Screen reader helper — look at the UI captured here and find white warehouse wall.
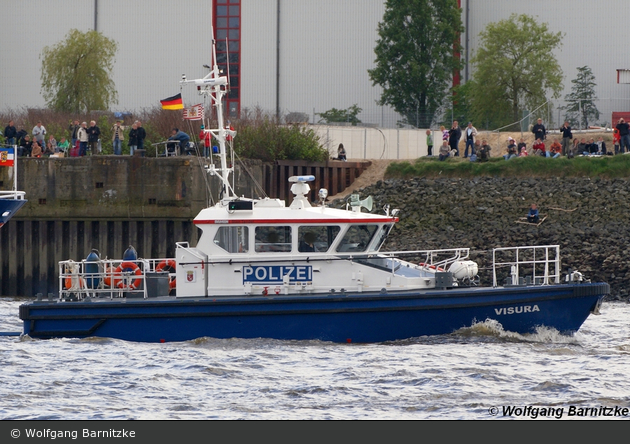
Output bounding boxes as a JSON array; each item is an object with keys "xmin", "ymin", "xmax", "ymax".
[
  {"xmin": 241, "ymin": 0, "xmax": 401, "ymax": 127},
  {"xmin": 462, "ymin": 0, "xmax": 630, "ymax": 127},
  {"xmin": 1, "ymin": 1, "xmax": 627, "ymax": 130}
]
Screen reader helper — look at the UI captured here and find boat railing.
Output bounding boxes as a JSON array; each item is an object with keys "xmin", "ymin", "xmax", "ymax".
[
  {"xmin": 58, "ymin": 257, "xmax": 176, "ymax": 300},
  {"xmin": 0, "ymin": 190, "xmax": 26, "ymax": 200},
  {"xmin": 176, "ymin": 241, "xmax": 208, "ymax": 262},
  {"xmin": 177, "ymin": 246, "xmax": 470, "ymax": 277},
  {"xmin": 492, "ymin": 245, "xmax": 561, "ymax": 287}
]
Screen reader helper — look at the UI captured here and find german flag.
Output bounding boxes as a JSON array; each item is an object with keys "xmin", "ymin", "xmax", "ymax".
[{"xmin": 160, "ymin": 93, "xmax": 184, "ymax": 110}]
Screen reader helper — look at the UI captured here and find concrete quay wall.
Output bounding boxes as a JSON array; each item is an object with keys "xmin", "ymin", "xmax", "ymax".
[
  {"xmin": 0, "ymin": 157, "xmax": 263, "ymax": 296},
  {"xmin": 0, "ymin": 157, "xmax": 367, "ymax": 296}
]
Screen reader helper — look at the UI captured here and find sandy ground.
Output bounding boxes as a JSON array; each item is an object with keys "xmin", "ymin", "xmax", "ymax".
[{"xmin": 328, "ymin": 159, "xmax": 394, "ymax": 201}]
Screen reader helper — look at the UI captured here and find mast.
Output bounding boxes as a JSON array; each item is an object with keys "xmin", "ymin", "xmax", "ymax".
[{"xmin": 180, "ymin": 27, "xmax": 234, "ymax": 200}]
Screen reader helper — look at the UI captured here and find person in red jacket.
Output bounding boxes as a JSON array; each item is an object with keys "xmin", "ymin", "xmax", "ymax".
[
  {"xmin": 199, "ymin": 125, "xmax": 211, "ymax": 158},
  {"xmin": 549, "ymin": 138, "xmax": 562, "ymax": 158},
  {"xmin": 532, "ymin": 138, "xmax": 547, "ymax": 157},
  {"xmin": 613, "ymin": 127, "xmax": 621, "ymax": 154}
]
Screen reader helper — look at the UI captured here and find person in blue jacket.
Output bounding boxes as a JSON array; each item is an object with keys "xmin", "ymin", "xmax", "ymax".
[
  {"xmin": 527, "ymin": 203, "xmax": 539, "ymax": 223},
  {"xmin": 167, "ymin": 128, "xmax": 190, "ymax": 155}
]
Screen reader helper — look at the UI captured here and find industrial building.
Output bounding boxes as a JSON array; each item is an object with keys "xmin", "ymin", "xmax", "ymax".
[{"xmin": 1, "ymin": 1, "xmax": 627, "ymax": 129}]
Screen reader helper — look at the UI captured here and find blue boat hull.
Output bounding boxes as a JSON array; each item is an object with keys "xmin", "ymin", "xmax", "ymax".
[
  {"xmin": 0, "ymin": 198, "xmax": 26, "ymax": 227},
  {"xmin": 19, "ymin": 282, "xmax": 608, "ymax": 343}
]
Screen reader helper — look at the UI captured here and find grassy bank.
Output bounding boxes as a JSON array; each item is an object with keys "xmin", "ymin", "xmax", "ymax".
[{"xmin": 385, "ymin": 154, "xmax": 630, "ymax": 179}]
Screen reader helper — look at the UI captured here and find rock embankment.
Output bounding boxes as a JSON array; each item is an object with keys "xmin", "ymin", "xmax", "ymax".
[{"xmin": 333, "ymin": 176, "xmax": 630, "ymax": 300}]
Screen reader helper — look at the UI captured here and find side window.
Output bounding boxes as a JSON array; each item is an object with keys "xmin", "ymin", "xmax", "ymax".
[
  {"xmin": 336, "ymin": 225, "xmax": 379, "ymax": 253},
  {"xmin": 298, "ymin": 226, "xmax": 340, "ymax": 253},
  {"xmin": 255, "ymin": 226, "xmax": 292, "ymax": 252},
  {"xmin": 214, "ymin": 226, "xmax": 249, "ymax": 253}
]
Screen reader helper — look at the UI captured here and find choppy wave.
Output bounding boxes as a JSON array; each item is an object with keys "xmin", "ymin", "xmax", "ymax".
[{"xmin": 1, "ymin": 298, "xmax": 630, "ymax": 420}]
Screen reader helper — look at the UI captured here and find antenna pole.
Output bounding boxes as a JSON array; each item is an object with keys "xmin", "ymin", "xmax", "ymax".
[{"xmin": 180, "ymin": 25, "xmax": 234, "ymax": 200}]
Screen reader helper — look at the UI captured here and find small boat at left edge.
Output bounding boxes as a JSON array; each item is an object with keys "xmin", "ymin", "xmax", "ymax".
[{"xmin": 0, "ymin": 146, "xmax": 27, "ymax": 228}]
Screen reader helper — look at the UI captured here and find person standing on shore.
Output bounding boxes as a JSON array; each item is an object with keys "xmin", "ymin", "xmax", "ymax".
[
  {"xmin": 77, "ymin": 122, "xmax": 89, "ymax": 156},
  {"xmin": 200, "ymin": 125, "xmax": 211, "ymax": 158},
  {"xmin": 87, "ymin": 120, "xmax": 100, "ymax": 155},
  {"xmin": 426, "ymin": 129, "xmax": 433, "ymax": 156},
  {"xmin": 613, "ymin": 127, "xmax": 621, "ymax": 154},
  {"xmin": 560, "ymin": 121, "xmax": 572, "ymax": 156},
  {"xmin": 69, "ymin": 120, "xmax": 80, "ymax": 148},
  {"xmin": 463, "ymin": 122, "xmax": 477, "ymax": 158},
  {"xmin": 615, "ymin": 118, "xmax": 630, "ymax": 154},
  {"xmin": 128, "ymin": 123, "xmax": 138, "ymax": 156},
  {"xmin": 136, "ymin": 121, "xmax": 146, "ymax": 153},
  {"xmin": 32, "ymin": 121, "xmax": 46, "ymax": 151},
  {"xmin": 532, "ymin": 118, "xmax": 547, "ymax": 142},
  {"xmin": 448, "ymin": 121, "xmax": 461, "ymax": 157},
  {"xmin": 111, "ymin": 120, "xmax": 125, "ymax": 155},
  {"xmin": 4, "ymin": 120, "xmax": 17, "ymax": 146}
]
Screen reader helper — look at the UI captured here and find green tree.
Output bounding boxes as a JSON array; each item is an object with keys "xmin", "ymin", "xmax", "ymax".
[
  {"xmin": 317, "ymin": 104, "xmax": 362, "ymax": 126},
  {"xmin": 40, "ymin": 29, "xmax": 119, "ymax": 113},
  {"xmin": 467, "ymin": 14, "xmax": 564, "ymax": 129},
  {"xmin": 563, "ymin": 66, "xmax": 600, "ymax": 129},
  {"xmin": 368, "ymin": 0, "xmax": 463, "ymax": 128}
]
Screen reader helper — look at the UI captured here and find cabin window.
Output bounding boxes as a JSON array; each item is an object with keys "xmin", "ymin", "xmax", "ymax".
[
  {"xmin": 336, "ymin": 224, "xmax": 379, "ymax": 253},
  {"xmin": 214, "ymin": 226, "xmax": 249, "ymax": 253},
  {"xmin": 255, "ymin": 226, "xmax": 292, "ymax": 252},
  {"xmin": 298, "ymin": 226, "xmax": 340, "ymax": 253}
]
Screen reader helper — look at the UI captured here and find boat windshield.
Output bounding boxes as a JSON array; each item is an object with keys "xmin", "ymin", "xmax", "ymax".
[
  {"xmin": 368, "ymin": 224, "xmax": 393, "ymax": 252},
  {"xmin": 297, "ymin": 225, "xmax": 340, "ymax": 253},
  {"xmin": 336, "ymin": 224, "xmax": 379, "ymax": 253}
]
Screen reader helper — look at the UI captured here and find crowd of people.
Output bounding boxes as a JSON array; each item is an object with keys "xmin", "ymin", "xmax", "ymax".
[
  {"xmin": 2, "ymin": 119, "xmax": 149, "ymax": 158},
  {"xmin": 434, "ymin": 117, "xmax": 627, "ymax": 162},
  {"xmin": 1, "ymin": 116, "xmax": 239, "ymax": 159}
]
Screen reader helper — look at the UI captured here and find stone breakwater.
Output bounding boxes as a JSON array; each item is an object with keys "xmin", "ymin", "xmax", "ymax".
[{"xmin": 333, "ymin": 176, "xmax": 630, "ymax": 300}]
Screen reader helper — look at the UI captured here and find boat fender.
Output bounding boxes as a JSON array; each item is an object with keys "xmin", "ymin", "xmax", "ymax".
[
  {"xmin": 156, "ymin": 259, "xmax": 177, "ymax": 290},
  {"xmin": 85, "ymin": 249, "xmax": 101, "ymax": 289},
  {"xmin": 115, "ymin": 261, "xmax": 143, "ymax": 290},
  {"xmin": 123, "ymin": 245, "xmax": 138, "ymax": 261}
]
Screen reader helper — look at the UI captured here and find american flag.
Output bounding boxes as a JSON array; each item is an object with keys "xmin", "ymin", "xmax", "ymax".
[{"xmin": 183, "ymin": 104, "xmax": 204, "ymax": 121}]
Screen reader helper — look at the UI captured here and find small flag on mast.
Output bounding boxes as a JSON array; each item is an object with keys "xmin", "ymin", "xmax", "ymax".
[
  {"xmin": 160, "ymin": 93, "xmax": 184, "ymax": 110},
  {"xmin": 183, "ymin": 104, "xmax": 204, "ymax": 120},
  {"xmin": 0, "ymin": 147, "xmax": 15, "ymax": 167}
]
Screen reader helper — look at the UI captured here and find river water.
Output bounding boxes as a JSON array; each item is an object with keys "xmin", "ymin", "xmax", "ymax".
[{"xmin": 1, "ymin": 297, "xmax": 629, "ymax": 421}]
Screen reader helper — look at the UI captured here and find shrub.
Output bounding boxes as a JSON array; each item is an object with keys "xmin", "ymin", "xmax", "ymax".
[{"xmin": 1, "ymin": 106, "xmax": 329, "ymax": 161}]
